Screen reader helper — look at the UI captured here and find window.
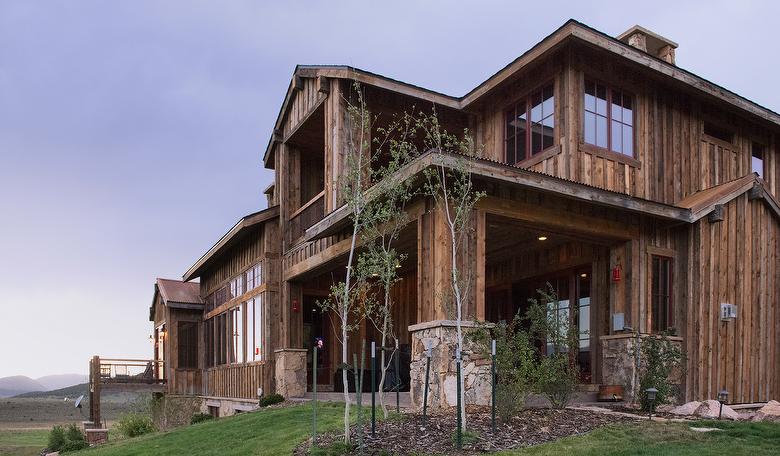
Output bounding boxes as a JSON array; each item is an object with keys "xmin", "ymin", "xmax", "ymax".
[
  {"xmin": 205, "ymin": 319, "xmax": 214, "ymax": 368},
  {"xmin": 505, "ymin": 83, "xmax": 555, "ymax": 164},
  {"xmin": 703, "ymin": 122, "xmax": 733, "ymax": 144},
  {"xmin": 177, "ymin": 322, "xmax": 198, "ymax": 369},
  {"xmin": 245, "ymin": 263, "xmax": 262, "ymax": 291},
  {"xmin": 544, "ymin": 278, "xmax": 570, "ymax": 355},
  {"xmin": 215, "ymin": 286, "xmax": 229, "ymax": 308},
  {"xmin": 232, "ymin": 305, "xmax": 243, "ymax": 363},
  {"xmin": 752, "ymin": 142, "xmax": 765, "ymax": 178},
  {"xmin": 584, "ymin": 80, "xmax": 634, "ymax": 156},
  {"xmin": 247, "ymin": 296, "xmax": 263, "ymax": 361},
  {"xmin": 229, "ymin": 275, "xmax": 244, "ymax": 300},
  {"xmin": 651, "ymin": 256, "xmax": 674, "ymax": 332}
]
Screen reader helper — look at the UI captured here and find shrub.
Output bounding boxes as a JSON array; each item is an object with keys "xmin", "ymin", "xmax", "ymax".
[
  {"xmin": 47, "ymin": 424, "xmax": 87, "ymax": 453},
  {"xmin": 258, "ymin": 393, "xmax": 284, "ymax": 407},
  {"xmin": 636, "ymin": 330, "xmax": 686, "ymax": 411},
  {"xmin": 527, "ymin": 283, "xmax": 580, "ymax": 409},
  {"xmin": 117, "ymin": 412, "xmax": 156, "ymax": 438},
  {"xmin": 471, "ymin": 312, "xmax": 537, "ymax": 422},
  {"xmin": 190, "ymin": 412, "xmax": 214, "ymax": 424},
  {"xmin": 47, "ymin": 425, "xmax": 66, "ymax": 452}
]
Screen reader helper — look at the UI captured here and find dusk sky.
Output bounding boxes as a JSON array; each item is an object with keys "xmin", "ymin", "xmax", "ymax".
[{"xmin": 1, "ymin": 0, "xmax": 778, "ymax": 379}]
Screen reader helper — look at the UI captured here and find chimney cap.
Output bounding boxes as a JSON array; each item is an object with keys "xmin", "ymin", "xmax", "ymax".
[{"xmin": 617, "ymin": 25, "xmax": 678, "ymax": 55}]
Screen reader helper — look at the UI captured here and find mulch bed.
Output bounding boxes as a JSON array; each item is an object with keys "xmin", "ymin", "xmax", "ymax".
[{"xmin": 295, "ymin": 407, "xmax": 639, "ymax": 455}]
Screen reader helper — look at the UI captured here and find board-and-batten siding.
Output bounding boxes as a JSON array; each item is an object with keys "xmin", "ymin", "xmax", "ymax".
[
  {"xmin": 201, "ymin": 228, "xmax": 267, "ymax": 296},
  {"xmin": 474, "ymin": 44, "xmax": 779, "ymax": 205},
  {"xmin": 685, "ymin": 194, "xmax": 780, "ymax": 404}
]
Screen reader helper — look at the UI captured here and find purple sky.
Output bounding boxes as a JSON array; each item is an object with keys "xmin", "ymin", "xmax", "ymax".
[{"xmin": 1, "ymin": 1, "xmax": 778, "ymax": 378}]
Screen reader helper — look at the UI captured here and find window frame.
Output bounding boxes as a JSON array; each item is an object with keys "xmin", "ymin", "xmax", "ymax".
[
  {"xmin": 752, "ymin": 141, "xmax": 766, "ymax": 179},
  {"xmin": 503, "ymin": 80, "xmax": 557, "ymax": 166},
  {"xmin": 650, "ymin": 254, "xmax": 674, "ymax": 333},
  {"xmin": 582, "ymin": 77, "xmax": 636, "ymax": 159}
]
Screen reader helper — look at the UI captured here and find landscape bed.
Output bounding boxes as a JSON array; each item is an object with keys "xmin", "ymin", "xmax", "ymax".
[{"xmin": 297, "ymin": 407, "xmax": 637, "ymax": 455}]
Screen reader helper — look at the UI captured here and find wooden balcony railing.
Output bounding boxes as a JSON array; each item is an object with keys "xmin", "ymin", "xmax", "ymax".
[
  {"xmin": 287, "ymin": 191, "xmax": 324, "ymax": 245},
  {"xmin": 96, "ymin": 358, "xmax": 166, "ymax": 385}
]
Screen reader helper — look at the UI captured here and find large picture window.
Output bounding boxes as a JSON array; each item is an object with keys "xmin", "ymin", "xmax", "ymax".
[
  {"xmin": 584, "ymin": 79, "xmax": 634, "ymax": 156},
  {"xmin": 505, "ymin": 83, "xmax": 555, "ymax": 165},
  {"xmin": 651, "ymin": 255, "xmax": 674, "ymax": 332}
]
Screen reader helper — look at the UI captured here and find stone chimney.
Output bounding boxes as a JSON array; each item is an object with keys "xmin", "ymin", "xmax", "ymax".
[{"xmin": 617, "ymin": 25, "xmax": 678, "ymax": 65}]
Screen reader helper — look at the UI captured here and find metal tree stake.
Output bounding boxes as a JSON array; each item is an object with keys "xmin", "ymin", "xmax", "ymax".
[
  {"xmin": 491, "ymin": 339, "xmax": 496, "ymax": 433},
  {"xmin": 456, "ymin": 347, "xmax": 462, "ymax": 450},
  {"xmin": 370, "ymin": 341, "xmax": 376, "ymax": 436},
  {"xmin": 422, "ymin": 343, "xmax": 431, "ymax": 426}
]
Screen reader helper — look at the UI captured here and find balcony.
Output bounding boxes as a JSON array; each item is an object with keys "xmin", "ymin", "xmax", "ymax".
[{"xmin": 287, "ymin": 191, "xmax": 324, "ymax": 246}]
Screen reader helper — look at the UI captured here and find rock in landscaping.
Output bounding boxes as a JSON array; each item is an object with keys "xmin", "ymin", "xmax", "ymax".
[
  {"xmin": 752, "ymin": 400, "xmax": 780, "ymax": 422},
  {"xmin": 695, "ymin": 400, "xmax": 739, "ymax": 420},
  {"xmin": 670, "ymin": 401, "xmax": 701, "ymax": 416}
]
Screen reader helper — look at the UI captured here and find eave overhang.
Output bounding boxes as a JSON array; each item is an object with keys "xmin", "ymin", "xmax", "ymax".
[{"xmin": 183, "ymin": 205, "xmax": 279, "ymax": 282}]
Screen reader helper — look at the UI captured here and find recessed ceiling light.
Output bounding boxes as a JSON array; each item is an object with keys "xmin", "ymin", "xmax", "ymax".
[
  {"xmin": 580, "ymin": 273, "xmax": 588, "ymax": 278},
  {"xmin": 538, "ymin": 236, "xmax": 548, "ymax": 241}
]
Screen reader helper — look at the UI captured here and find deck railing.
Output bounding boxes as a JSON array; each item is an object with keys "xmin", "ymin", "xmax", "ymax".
[
  {"xmin": 96, "ymin": 358, "xmax": 166, "ymax": 384},
  {"xmin": 287, "ymin": 191, "xmax": 324, "ymax": 245}
]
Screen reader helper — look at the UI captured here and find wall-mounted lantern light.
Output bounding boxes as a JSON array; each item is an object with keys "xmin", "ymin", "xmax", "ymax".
[{"xmin": 612, "ymin": 264, "xmax": 622, "ymax": 282}]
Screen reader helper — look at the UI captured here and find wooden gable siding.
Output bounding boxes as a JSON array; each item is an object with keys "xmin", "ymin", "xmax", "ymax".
[
  {"xmin": 472, "ymin": 43, "xmax": 780, "ymax": 205},
  {"xmin": 201, "ymin": 227, "xmax": 267, "ymax": 297},
  {"xmin": 685, "ymin": 193, "xmax": 780, "ymax": 403}
]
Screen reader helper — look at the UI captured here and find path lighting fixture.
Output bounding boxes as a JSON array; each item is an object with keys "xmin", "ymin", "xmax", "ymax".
[
  {"xmin": 718, "ymin": 389, "xmax": 729, "ymax": 420},
  {"xmin": 645, "ymin": 387, "xmax": 658, "ymax": 420},
  {"xmin": 148, "ymin": 335, "xmax": 154, "ymax": 344},
  {"xmin": 537, "ymin": 235, "xmax": 548, "ymax": 241}
]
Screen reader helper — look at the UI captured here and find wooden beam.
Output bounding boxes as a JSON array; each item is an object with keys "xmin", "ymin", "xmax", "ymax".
[
  {"xmin": 708, "ymin": 205, "xmax": 725, "ymax": 223},
  {"xmin": 317, "ymin": 76, "xmax": 330, "ymax": 94},
  {"xmin": 292, "ymin": 75, "xmax": 304, "ymax": 92}
]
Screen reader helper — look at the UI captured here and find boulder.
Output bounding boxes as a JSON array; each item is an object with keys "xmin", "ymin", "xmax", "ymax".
[
  {"xmin": 695, "ymin": 399, "xmax": 739, "ymax": 420},
  {"xmin": 670, "ymin": 401, "xmax": 701, "ymax": 416},
  {"xmin": 752, "ymin": 400, "xmax": 780, "ymax": 422}
]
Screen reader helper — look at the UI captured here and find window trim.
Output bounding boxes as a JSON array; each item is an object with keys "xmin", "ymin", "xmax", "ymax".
[
  {"xmin": 581, "ymin": 77, "xmax": 637, "ymax": 159},
  {"xmin": 503, "ymin": 80, "xmax": 557, "ymax": 166}
]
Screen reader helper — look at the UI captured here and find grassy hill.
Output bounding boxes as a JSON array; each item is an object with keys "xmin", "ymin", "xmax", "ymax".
[
  {"xmin": 15, "ymin": 383, "xmax": 89, "ymax": 399},
  {"xmin": 73, "ymin": 402, "xmax": 348, "ymax": 456}
]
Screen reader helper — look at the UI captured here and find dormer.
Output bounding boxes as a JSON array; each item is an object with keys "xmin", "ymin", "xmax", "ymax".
[{"xmin": 617, "ymin": 25, "xmax": 678, "ymax": 65}]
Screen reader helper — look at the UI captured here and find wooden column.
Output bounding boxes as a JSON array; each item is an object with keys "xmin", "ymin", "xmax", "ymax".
[
  {"xmin": 89, "ymin": 355, "xmax": 101, "ymax": 427},
  {"xmin": 417, "ymin": 200, "xmax": 485, "ymax": 323}
]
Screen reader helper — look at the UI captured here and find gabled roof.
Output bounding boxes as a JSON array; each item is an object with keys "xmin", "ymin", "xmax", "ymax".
[
  {"xmin": 182, "ymin": 205, "xmax": 279, "ymax": 282},
  {"xmin": 156, "ymin": 278, "xmax": 203, "ymax": 306},
  {"xmin": 264, "ymin": 19, "xmax": 780, "ymax": 169},
  {"xmin": 678, "ymin": 174, "xmax": 780, "ymax": 222}
]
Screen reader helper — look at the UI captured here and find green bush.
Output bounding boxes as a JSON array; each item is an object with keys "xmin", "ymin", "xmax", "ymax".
[
  {"xmin": 117, "ymin": 412, "xmax": 156, "ymax": 438},
  {"xmin": 636, "ymin": 330, "xmax": 686, "ymax": 411},
  {"xmin": 259, "ymin": 393, "xmax": 284, "ymax": 407},
  {"xmin": 47, "ymin": 423, "xmax": 87, "ymax": 453},
  {"xmin": 47, "ymin": 425, "xmax": 66, "ymax": 452},
  {"xmin": 190, "ymin": 412, "xmax": 214, "ymax": 424}
]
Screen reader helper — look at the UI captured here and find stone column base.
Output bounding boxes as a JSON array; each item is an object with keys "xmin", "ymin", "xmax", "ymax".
[
  {"xmin": 408, "ymin": 320, "xmax": 492, "ymax": 412},
  {"xmin": 274, "ymin": 348, "xmax": 307, "ymax": 398},
  {"xmin": 85, "ymin": 428, "xmax": 108, "ymax": 445},
  {"xmin": 600, "ymin": 333, "xmax": 683, "ymax": 402}
]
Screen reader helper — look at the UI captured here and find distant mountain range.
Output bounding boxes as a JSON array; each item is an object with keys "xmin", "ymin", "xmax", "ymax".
[{"xmin": 0, "ymin": 374, "xmax": 88, "ymax": 397}]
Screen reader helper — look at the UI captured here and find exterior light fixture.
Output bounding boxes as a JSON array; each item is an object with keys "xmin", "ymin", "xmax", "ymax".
[
  {"xmin": 148, "ymin": 335, "xmax": 154, "ymax": 344},
  {"xmin": 395, "ymin": 262, "xmax": 401, "ymax": 269},
  {"xmin": 612, "ymin": 264, "xmax": 622, "ymax": 282},
  {"xmin": 645, "ymin": 387, "xmax": 658, "ymax": 420},
  {"xmin": 537, "ymin": 236, "xmax": 548, "ymax": 241},
  {"xmin": 291, "ymin": 298, "xmax": 300, "ymax": 313},
  {"xmin": 718, "ymin": 389, "xmax": 729, "ymax": 419}
]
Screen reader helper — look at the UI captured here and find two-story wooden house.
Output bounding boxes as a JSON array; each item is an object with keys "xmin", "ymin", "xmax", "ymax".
[{"xmin": 153, "ymin": 20, "xmax": 780, "ymax": 415}]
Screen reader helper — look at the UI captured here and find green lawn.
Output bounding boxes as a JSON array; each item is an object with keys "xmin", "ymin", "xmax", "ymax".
[
  {"xmin": 501, "ymin": 420, "xmax": 780, "ymax": 456},
  {"xmin": 0, "ymin": 429, "xmax": 49, "ymax": 456},
  {"xmin": 74, "ymin": 403, "xmax": 348, "ymax": 456}
]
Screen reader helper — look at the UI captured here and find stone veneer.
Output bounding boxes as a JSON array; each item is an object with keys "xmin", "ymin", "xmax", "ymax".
[
  {"xmin": 600, "ymin": 333, "xmax": 683, "ymax": 402},
  {"xmin": 408, "ymin": 320, "xmax": 493, "ymax": 412},
  {"xmin": 274, "ymin": 348, "xmax": 307, "ymax": 398}
]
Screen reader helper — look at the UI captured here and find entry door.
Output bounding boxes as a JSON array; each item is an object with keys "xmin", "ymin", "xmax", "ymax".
[{"xmin": 303, "ymin": 295, "xmax": 329, "ymax": 388}]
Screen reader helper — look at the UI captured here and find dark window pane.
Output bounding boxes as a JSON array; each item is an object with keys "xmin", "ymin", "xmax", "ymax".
[
  {"xmin": 531, "ymin": 91, "xmax": 543, "ymax": 122},
  {"xmin": 623, "ymin": 96, "xmax": 633, "ymax": 126},
  {"xmin": 752, "ymin": 143, "xmax": 765, "ymax": 178},
  {"xmin": 542, "ymin": 85, "xmax": 554, "ymax": 118},
  {"xmin": 532, "ymin": 127, "xmax": 541, "ymax": 154},
  {"xmin": 595, "ymin": 84, "xmax": 607, "ymax": 115}
]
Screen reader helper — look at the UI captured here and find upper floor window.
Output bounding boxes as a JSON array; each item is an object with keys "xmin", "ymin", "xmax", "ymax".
[
  {"xmin": 752, "ymin": 142, "xmax": 765, "ymax": 178},
  {"xmin": 504, "ymin": 83, "xmax": 555, "ymax": 165},
  {"xmin": 584, "ymin": 80, "xmax": 634, "ymax": 156},
  {"xmin": 651, "ymin": 255, "xmax": 674, "ymax": 333}
]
